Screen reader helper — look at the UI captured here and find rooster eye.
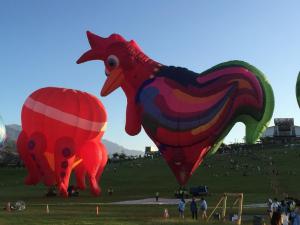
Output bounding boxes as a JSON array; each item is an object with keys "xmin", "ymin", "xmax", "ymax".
[{"xmin": 106, "ymin": 55, "xmax": 119, "ymax": 69}]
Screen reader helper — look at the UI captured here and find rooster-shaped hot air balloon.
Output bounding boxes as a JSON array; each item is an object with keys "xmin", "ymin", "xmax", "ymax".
[{"xmin": 77, "ymin": 31, "xmax": 274, "ymax": 185}]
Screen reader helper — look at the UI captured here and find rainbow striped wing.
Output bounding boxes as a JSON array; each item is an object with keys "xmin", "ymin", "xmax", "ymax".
[{"xmin": 137, "ymin": 63, "xmax": 265, "ymax": 148}]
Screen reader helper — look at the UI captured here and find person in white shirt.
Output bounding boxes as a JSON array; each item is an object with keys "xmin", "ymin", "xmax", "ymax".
[{"xmin": 199, "ymin": 197, "xmax": 208, "ymax": 220}]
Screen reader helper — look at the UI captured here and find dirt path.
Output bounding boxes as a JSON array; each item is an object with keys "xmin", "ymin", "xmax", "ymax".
[
  {"xmin": 110, "ymin": 198, "xmax": 266, "ymax": 208},
  {"xmin": 30, "ymin": 198, "xmax": 266, "ymax": 208}
]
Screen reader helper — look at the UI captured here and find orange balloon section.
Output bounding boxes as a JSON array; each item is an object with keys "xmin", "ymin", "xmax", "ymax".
[{"xmin": 17, "ymin": 87, "xmax": 108, "ymax": 197}]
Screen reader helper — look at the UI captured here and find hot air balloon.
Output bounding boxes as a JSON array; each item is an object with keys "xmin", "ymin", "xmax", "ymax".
[
  {"xmin": 296, "ymin": 72, "xmax": 300, "ymax": 107},
  {"xmin": 0, "ymin": 115, "xmax": 6, "ymax": 149},
  {"xmin": 77, "ymin": 31, "xmax": 274, "ymax": 185},
  {"xmin": 17, "ymin": 87, "xmax": 108, "ymax": 196}
]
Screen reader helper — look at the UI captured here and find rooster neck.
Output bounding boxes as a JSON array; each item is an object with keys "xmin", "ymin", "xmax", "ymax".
[{"xmin": 121, "ymin": 61, "xmax": 161, "ymax": 101}]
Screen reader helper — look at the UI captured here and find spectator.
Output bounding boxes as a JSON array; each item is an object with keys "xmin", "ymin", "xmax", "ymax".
[
  {"xmin": 199, "ymin": 197, "xmax": 208, "ymax": 220},
  {"xmin": 279, "ymin": 200, "xmax": 288, "ymax": 215},
  {"xmin": 280, "ymin": 200, "xmax": 289, "ymax": 225},
  {"xmin": 267, "ymin": 199, "xmax": 273, "ymax": 219},
  {"xmin": 67, "ymin": 185, "xmax": 79, "ymax": 197},
  {"xmin": 291, "ymin": 207, "xmax": 300, "ymax": 225},
  {"xmin": 271, "ymin": 211, "xmax": 282, "ymax": 225},
  {"xmin": 178, "ymin": 198, "xmax": 185, "ymax": 219},
  {"xmin": 288, "ymin": 200, "xmax": 296, "ymax": 213},
  {"xmin": 108, "ymin": 187, "xmax": 114, "ymax": 196},
  {"xmin": 282, "ymin": 212, "xmax": 289, "ymax": 225},
  {"xmin": 67, "ymin": 185, "xmax": 74, "ymax": 196},
  {"xmin": 190, "ymin": 197, "xmax": 198, "ymax": 220},
  {"xmin": 155, "ymin": 192, "xmax": 159, "ymax": 202},
  {"xmin": 46, "ymin": 185, "xmax": 57, "ymax": 197},
  {"xmin": 179, "ymin": 189, "xmax": 184, "ymax": 199},
  {"xmin": 271, "ymin": 198, "xmax": 280, "ymax": 212}
]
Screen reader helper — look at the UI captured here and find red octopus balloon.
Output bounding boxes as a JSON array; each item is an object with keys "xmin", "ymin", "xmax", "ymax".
[{"xmin": 17, "ymin": 87, "xmax": 108, "ymax": 197}]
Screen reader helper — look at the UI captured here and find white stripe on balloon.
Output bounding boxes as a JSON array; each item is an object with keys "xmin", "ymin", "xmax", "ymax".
[{"xmin": 24, "ymin": 97, "xmax": 107, "ymax": 132}]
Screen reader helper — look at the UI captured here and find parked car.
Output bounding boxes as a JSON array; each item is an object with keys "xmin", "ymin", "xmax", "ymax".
[{"xmin": 189, "ymin": 186, "xmax": 208, "ymax": 197}]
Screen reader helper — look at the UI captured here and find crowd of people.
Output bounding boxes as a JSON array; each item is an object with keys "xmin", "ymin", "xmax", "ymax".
[
  {"xmin": 178, "ymin": 197, "xmax": 208, "ymax": 220},
  {"xmin": 268, "ymin": 198, "xmax": 300, "ymax": 225}
]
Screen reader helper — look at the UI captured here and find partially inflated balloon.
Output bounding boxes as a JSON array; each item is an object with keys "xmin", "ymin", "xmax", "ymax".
[
  {"xmin": 77, "ymin": 31, "xmax": 274, "ymax": 185},
  {"xmin": 17, "ymin": 87, "xmax": 108, "ymax": 196},
  {"xmin": 296, "ymin": 72, "xmax": 300, "ymax": 107},
  {"xmin": 0, "ymin": 116, "xmax": 6, "ymax": 149}
]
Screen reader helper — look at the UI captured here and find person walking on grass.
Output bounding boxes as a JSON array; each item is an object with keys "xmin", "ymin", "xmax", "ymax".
[
  {"xmin": 155, "ymin": 192, "xmax": 159, "ymax": 202},
  {"xmin": 271, "ymin": 198, "xmax": 280, "ymax": 213},
  {"xmin": 199, "ymin": 197, "xmax": 208, "ymax": 220},
  {"xmin": 271, "ymin": 211, "xmax": 282, "ymax": 225},
  {"xmin": 267, "ymin": 198, "xmax": 273, "ymax": 219},
  {"xmin": 190, "ymin": 197, "xmax": 198, "ymax": 220},
  {"xmin": 291, "ymin": 206, "xmax": 300, "ymax": 225},
  {"xmin": 178, "ymin": 198, "xmax": 185, "ymax": 219}
]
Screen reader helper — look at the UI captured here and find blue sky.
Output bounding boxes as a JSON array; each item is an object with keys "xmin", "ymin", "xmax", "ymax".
[{"xmin": 1, "ymin": 0, "xmax": 300, "ymax": 151}]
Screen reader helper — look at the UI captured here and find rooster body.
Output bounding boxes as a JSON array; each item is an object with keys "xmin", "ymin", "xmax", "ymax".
[{"xmin": 77, "ymin": 32, "xmax": 274, "ymax": 185}]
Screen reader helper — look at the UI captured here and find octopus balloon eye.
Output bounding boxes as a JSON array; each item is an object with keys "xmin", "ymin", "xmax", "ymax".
[{"xmin": 106, "ymin": 55, "xmax": 119, "ymax": 69}]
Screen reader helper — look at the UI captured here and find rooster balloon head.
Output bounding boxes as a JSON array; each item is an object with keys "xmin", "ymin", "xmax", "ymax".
[{"xmin": 77, "ymin": 31, "xmax": 159, "ymax": 98}]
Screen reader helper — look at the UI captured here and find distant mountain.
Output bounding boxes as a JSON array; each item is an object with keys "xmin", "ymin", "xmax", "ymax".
[
  {"xmin": 102, "ymin": 139, "xmax": 143, "ymax": 156},
  {"xmin": 5, "ymin": 124, "xmax": 21, "ymax": 141},
  {"xmin": 5, "ymin": 124, "xmax": 143, "ymax": 156}
]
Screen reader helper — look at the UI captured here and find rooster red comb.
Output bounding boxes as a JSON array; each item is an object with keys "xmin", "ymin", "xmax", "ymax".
[{"xmin": 77, "ymin": 31, "xmax": 127, "ymax": 64}]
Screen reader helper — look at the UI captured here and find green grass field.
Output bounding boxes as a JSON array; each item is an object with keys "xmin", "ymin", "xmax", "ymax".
[{"xmin": 0, "ymin": 145, "xmax": 299, "ymax": 224}]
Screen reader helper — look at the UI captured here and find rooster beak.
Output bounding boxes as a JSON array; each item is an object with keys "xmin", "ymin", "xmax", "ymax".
[
  {"xmin": 77, "ymin": 31, "xmax": 127, "ymax": 96},
  {"xmin": 101, "ymin": 68, "xmax": 124, "ymax": 96}
]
